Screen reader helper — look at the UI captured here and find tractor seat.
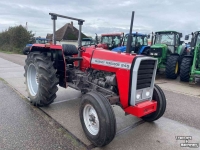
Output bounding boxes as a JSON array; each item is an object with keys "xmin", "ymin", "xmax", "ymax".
[{"xmin": 62, "ymin": 44, "xmax": 78, "ymax": 56}]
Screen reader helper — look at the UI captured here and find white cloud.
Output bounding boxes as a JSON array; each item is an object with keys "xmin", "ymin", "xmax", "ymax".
[{"xmin": 0, "ymin": 0, "xmax": 200, "ymax": 37}]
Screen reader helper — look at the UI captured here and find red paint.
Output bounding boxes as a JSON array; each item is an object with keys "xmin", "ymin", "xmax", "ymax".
[
  {"xmin": 124, "ymin": 101, "xmax": 157, "ymax": 117},
  {"xmin": 96, "ymin": 43, "xmax": 108, "ymax": 49},
  {"xmin": 30, "ymin": 43, "xmax": 157, "ymax": 117},
  {"xmin": 80, "ymin": 48, "xmax": 135, "ymax": 108}
]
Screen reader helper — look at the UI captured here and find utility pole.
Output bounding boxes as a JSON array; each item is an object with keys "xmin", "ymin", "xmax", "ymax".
[{"xmin": 26, "ymin": 22, "xmax": 28, "ymax": 30}]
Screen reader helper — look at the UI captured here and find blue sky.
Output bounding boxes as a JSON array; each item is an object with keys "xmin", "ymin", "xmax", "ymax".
[{"xmin": 0, "ymin": 0, "xmax": 200, "ymax": 38}]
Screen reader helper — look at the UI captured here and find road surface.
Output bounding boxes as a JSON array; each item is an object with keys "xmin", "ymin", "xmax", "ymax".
[
  {"xmin": 0, "ymin": 80, "xmax": 87, "ymax": 150},
  {"xmin": 0, "ymin": 52, "xmax": 200, "ymax": 150}
]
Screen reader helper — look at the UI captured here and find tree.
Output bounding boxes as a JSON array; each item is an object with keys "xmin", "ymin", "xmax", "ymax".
[{"xmin": 0, "ymin": 25, "xmax": 35, "ymax": 53}]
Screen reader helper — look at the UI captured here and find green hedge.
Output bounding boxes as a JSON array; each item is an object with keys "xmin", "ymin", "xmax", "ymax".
[{"xmin": 0, "ymin": 25, "xmax": 34, "ymax": 53}]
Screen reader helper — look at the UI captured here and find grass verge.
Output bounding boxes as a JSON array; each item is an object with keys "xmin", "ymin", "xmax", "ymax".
[
  {"xmin": 0, "ymin": 77, "xmax": 8, "ymax": 84},
  {"xmin": 0, "ymin": 50, "xmax": 22, "ymax": 54}
]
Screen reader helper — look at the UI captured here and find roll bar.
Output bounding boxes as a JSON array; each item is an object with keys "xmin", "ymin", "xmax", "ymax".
[{"xmin": 49, "ymin": 13, "xmax": 85, "ymax": 47}]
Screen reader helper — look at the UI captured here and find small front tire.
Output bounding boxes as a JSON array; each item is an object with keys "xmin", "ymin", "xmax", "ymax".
[
  {"xmin": 166, "ymin": 55, "xmax": 179, "ymax": 79},
  {"xmin": 79, "ymin": 92, "xmax": 116, "ymax": 147},
  {"xmin": 180, "ymin": 57, "xmax": 193, "ymax": 82},
  {"xmin": 142, "ymin": 84, "xmax": 166, "ymax": 122},
  {"xmin": 23, "ymin": 47, "xmax": 30, "ymax": 55}
]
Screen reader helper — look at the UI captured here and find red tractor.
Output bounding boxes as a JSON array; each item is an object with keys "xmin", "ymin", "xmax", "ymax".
[
  {"xmin": 24, "ymin": 12, "xmax": 166, "ymax": 147},
  {"xmin": 96, "ymin": 32, "xmax": 124, "ymax": 50}
]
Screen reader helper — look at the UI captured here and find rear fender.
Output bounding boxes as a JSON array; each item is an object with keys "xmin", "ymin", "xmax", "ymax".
[
  {"xmin": 177, "ymin": 45, "xmax": 183, "ymax": 55},
  {"xmin": 179, "ymin": 45, "xmax": 187, "ymax": 56},
  {"xmin": 30, "ymin": 44, "xmax": 67, "ymax": 88}
]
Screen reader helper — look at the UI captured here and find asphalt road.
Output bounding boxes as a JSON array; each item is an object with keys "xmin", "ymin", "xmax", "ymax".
[
  {"xmin": 0, "ymin": 80, "xmax": 87, "ymax": 150},
  {"xmin": 0, "ymin": 52, "xmax": 26, "ymax": 66},
  {"xmin": 0, "ymin": 52, "xmax": 200, "ymax": 146}
]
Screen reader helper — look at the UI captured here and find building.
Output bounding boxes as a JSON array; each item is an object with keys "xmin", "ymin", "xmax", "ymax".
[{"xmin": 46, "ymin": 21, "xmax": 88, "ymax": 46}]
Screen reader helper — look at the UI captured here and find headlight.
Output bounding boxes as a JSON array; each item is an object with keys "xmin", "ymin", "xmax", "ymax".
[
  {"xmin": 146, "ymin": 91, "xmax": 150, "ymax": 97},
  {"xmin": 145, "ymin": 89, "xmax": 151, "ymax": 97},
  {"xmin": 154, "ymin": 53, "xmax": 158, "ymax": 56},
  {"xmin": 136, "ymin": 91, "xmax": 142, "ymax": 100},
  {"xmin": 150, "ymin": 53, "xmax": 154, "ymax": 55}
]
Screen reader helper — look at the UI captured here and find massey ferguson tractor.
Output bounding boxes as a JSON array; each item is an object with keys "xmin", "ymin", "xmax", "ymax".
[
  {"xmin": 96, "ymin": 32, "xmax": 124, "ymax": 50},
  {"xmin": 147, "ymin": 31, "xmax": 186, "ymax": 79},
  {"xmin": 24, "ymin": 12, "xmax": 166, "ymax": 147},
  {"xmin": 180, "ymin": 31, "xmax": 200, "ymax": 83}
]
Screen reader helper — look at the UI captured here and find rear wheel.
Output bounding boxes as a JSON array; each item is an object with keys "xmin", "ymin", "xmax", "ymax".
[
  {"xmin": 180, "ymin": 57, "xmax": 193, "ymax": 82},
  {"xmin": 142, "ymin": 84, "xmax": 166, "ymax": 122},
  {"xmin": 79, "ymin": 92, "xmax": 116, "ymax": 147},
  {"xmin": 166, "ymin": 55, "xmax": 179, "ymax": 79},
  {"xmin": 24, "ymin": 52, "xmax": 59, "ymax": 106}
]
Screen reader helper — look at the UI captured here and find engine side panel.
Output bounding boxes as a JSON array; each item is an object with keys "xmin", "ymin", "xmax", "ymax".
[{"xmin": 90, "ymin": 49, "xmax": 135, "ymax": 108}]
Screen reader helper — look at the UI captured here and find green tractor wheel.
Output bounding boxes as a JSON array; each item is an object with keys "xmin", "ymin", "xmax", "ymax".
[
  {"xmin": 180, "ymin": 57, "xmax": 193, "ymax": 82},
  {"xmin": 166, "ymin": 55, "xmax": 179, "ymax": 79}
]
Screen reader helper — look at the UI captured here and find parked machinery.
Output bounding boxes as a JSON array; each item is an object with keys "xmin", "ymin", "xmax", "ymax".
[
  {"xmin": 147, "ymin": 31, "xmax": 186, "ymax": 79},
  {"xmin": 23, "ymin": 37, "xmax": 51, "ymax": 55},
  {"xmin": 96, "ymin": 33, "xmax": 124, "ymax": 50},
  {"xmin": 24, "ymin": 12, "xmax": 166, "ymax": 147},
  {"xmin": 180, "ymin": 31, "xmax": 200, "ymax": 83},
  {"xmin": 112, "ymin": 32, "xmax": 150, "ymax": 54}
]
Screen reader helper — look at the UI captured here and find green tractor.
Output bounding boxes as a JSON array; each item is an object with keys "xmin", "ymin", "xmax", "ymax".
[
  {"xmin": 180, "ymin": 31, "xmax": 200, "ymax": 83},
  {"xmin": 148, "ymin": 31, "xmax": 186, "ymax": 79}
]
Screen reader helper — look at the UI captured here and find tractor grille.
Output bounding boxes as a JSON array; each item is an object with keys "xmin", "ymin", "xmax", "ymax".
[
  {"xmin": 149, "ymin": 48, "xmax": 162, "ymax": 57},
  {"xmin": 137, "ymin": 60, "xmax": 156, "ymax": 90}
]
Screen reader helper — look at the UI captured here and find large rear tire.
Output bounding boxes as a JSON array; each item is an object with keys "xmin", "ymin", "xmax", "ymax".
[
  {"xmin": 142, "ymin": 84, "xmax": 166, "ymax": 122},
  {"xmin": 24, "ymin": 52, "xmax": 59, "ymax": 106},
  {"xmin": 180, "ymin": 57, "xmax": 193, "ymax": 82},
  {"xmin": 166, "ymin": 55, "xmax": 179, "ymax": 79},
  {"xmin": 79, "ymin": 92, "xmax": 116, "ymax": 147}
]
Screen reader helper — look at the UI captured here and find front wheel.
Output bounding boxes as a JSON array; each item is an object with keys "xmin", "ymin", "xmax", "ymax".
[
  {"xmin": 142, "ymin": 84, "xmax": 166, "ymax": 122},
  {"xmin": 79, "ymin": 92, "xmax": 116, "ymax": 147},
  {"xmin": 23, "ymin": 47, "xmax": 30, "ymax": 55},
  {"xmin": 24, "ymin": 52, "xmax": 59, "ymax": 106},
  {"xmin": 166, "ymin": 55, "xmax": 179, "ymax": 79},
  {"xmin": 180, "ymin": 57, "xmax": 193, "ymax": 82}
]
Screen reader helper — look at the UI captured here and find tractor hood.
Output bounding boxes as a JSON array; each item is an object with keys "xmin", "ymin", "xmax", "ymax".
[
  {"xmin": 151, "ymin": 44, "xmax": 167, "ymax": 49},
  {"xmin": 112, "ymin": 46, "xmax": 126, "ymax": 52}
]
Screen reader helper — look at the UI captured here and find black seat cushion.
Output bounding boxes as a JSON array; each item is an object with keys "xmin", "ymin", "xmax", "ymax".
[{"xmin": 62, "ymin": 44, "xmax": 78, "ymax": 56}]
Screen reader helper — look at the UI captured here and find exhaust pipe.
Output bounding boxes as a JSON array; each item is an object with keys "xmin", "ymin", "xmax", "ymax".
[{"xmin": 126, "ymin": 11, "xmax": 135, "ymax": 54}]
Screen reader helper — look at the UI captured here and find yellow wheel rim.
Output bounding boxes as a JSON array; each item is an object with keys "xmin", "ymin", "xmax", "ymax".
[{"xmin": 175, "ymin": 62, "xmax": 178, "ymax": 74}]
